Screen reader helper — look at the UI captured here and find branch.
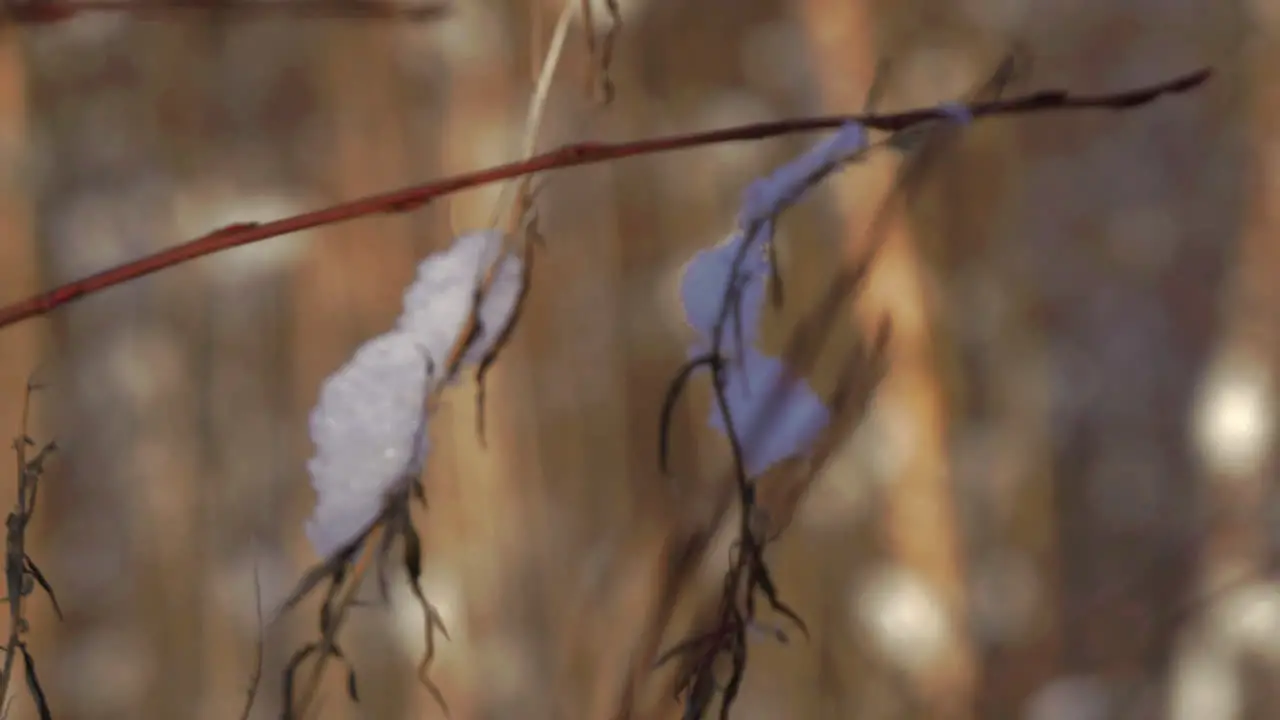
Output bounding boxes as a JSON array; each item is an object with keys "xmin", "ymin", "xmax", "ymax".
[{"xmin": 0, "ymin": 67, "xmax": 1210, "ymax": 332}]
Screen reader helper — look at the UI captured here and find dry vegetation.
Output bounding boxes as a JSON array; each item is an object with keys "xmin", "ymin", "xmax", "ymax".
[{"xmin": 0, "ymin": 1, "xmax": 1273, "ymax": 720}]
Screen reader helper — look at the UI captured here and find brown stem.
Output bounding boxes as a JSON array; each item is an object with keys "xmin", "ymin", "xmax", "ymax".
[{"xmin": 0, "ymin": 68, "xmax": 1212, "ymax": 333}]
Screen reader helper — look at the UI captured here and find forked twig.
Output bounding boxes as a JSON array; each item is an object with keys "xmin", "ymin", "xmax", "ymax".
[{"xmin": 0, "ymin": 380, "xmax": 58, "ymax": 720}]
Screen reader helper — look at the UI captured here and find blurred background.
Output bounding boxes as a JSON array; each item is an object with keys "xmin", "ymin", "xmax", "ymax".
[{"xmin": 0, "ymin": 0, "xmax": 1274, "ymax": 718}]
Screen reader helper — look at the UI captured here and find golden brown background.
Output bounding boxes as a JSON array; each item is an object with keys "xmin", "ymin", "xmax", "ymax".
[{"xmin": 0, "ymin": 0, "xmax": 1275, "ymax": 718}]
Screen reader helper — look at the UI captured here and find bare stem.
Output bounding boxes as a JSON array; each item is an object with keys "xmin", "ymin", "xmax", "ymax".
[{"xmin": 0, "ymin": 67, "xmax": 1211, "ymax": 332}]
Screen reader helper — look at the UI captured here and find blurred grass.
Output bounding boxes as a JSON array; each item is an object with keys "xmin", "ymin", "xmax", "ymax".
[{"xmin": 0, "ymin": 1, "xmax": 1274, "ymax": 719}]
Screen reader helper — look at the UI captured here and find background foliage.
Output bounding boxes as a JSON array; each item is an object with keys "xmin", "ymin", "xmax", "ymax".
[{"xmin": 0, "ymin": 1, "xmax": 1273, "ymax": 719}]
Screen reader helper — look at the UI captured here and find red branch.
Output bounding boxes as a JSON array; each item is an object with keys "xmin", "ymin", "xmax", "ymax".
[{"xmin": 0, "ymin": 67, "xmax": 1210, "ymax": 332}]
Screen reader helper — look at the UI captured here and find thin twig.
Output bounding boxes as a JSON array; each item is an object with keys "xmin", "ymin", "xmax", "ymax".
[
  {"xmin": 468, "ymin": 0, "xmax": 578, "ymax": 437},
  {"xmin": 0, "ymin": 380, "xmax": 56, "ymax": 720},
  {"xmin": 644, "ymin": 53, "xmax": 998, "ymax": 713},
  {"xmin": 0, "ymin": 67, "xmax": 1212, "ymax": 333},
  {"xmin": 489, "ymin": 0, "xmax": 577, "ymax": 232},
  {"xmin": 285, "ymin": 531, "xmax": 378, "ymax": 719}
]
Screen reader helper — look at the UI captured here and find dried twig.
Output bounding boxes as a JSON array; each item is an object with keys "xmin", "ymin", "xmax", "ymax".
[
  {"xmin": 649, "ymin": 254, "xmax": 884, "ymax": 720},
  {"xmin": 644, "ymin": 51, "xmax": 1029, "ymax": 718},
  {"xmin": 0, "ymin": 380, "xmax": 58, "ymax": 720},
  {"xmin": 279, "ymin": 525, "xmax": 379, "ymax": 719},
  {"xmin": 581, "ymin": 0, "xmax": 622, "ymax": 104},
  {"xmin": 467, "ymin": 0, "xmax": 577, "ymax": 439}
]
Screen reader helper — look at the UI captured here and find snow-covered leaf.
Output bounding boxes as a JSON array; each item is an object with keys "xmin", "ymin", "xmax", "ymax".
[
  {"xmin": 396, "ymin": 230, "xmax": 525, "ymax": 379},
  {"xmin": 679, "ymin": 232, "xmax": 770, "ymax": 341},
  {"xmin": 305, "ymin": 331, "xmax": 431, "ymax": 558},
  {"xmin": 739, "ymin": 121, "xmax": 868, "ymax": 228},
  {"xmin": 676, "ymin": 124, "xmax": 869, "ymax": 479},
  {"xmin": 709, "ymin": 348, "xmax": 831, "ymax": 477}
]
